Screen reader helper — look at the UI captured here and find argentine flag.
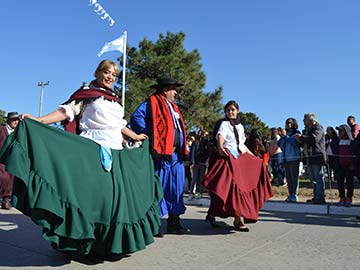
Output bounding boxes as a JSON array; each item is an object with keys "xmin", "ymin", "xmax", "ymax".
[{"xmin": 98, "ymin": 34, "xmax": 125, "ymax": 57}]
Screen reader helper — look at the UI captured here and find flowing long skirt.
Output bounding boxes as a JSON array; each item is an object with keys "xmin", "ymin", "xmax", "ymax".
[
  {"xmin": 0, "ymin": 119, "xmax": 163, "ymax": 256},
  {"xmin": 203, "ymin": 152, "xmax": 273, "ymax": 223}
]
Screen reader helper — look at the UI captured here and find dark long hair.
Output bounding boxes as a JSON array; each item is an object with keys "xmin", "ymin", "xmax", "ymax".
[
  {"xmin": 246, "ymin": 128, "xmax": 266, "ymax": 157},
  {"xmin": 224, "ymin": 100, "xmax": 239, "ymax": 112},
  {"xmin": 270, "ymin": 127, "xmax": 278, "ymax": 140},
  {"xmin": 212, "ymin": 100, "xmax": 241, "ymax": 145},
  {"xmin": 285, "ymin": 118, "xmax": 299, "ymax": 131},
  {"xmin": 224, "ymin": 100, "xmax": 241, "ymax": 145}
]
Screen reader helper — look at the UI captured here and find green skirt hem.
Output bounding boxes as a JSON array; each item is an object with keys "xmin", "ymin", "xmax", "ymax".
[{"xmin": 1, "ymin": 119, "xmax": 163, "ymax": 256}]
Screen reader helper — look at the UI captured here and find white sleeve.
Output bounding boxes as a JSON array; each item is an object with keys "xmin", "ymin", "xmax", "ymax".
[
  {"xmin": 216, "ymin": 122, "xmax": 228, "ymax": 140},
  {"xmin": 238, "ymin": 124, "xmax": 247, "ymax": 153},
  {"xmin": 121, "ymin": 118, "xmax": 128, "ymax": 129},
  {"xmin": 59, "ymin": 100, "xmax": 83, "ymax": 122},
  {"xmin": 240, "ymin": 129, "xmax": 246, "ymax": 144},
  {"xmin": 238, "ymin": 143, "xmax": 247, "ymax": 153}
]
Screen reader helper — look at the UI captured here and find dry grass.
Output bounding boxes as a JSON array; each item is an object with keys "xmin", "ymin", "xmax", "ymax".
[{"xmin": 271, "ymin": 177, "xmax": 360, "ymax": 203}]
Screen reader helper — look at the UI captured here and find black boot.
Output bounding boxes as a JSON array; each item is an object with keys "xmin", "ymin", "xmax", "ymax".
[
  {"xmin": 167, "ymin": 215, "xmax": 191, "ymax": 235},
  {"xmin": 205, "ymin": 214, "xmax": 220, "ymax": 228},
  {"xmin": 154, "ymin": 232, "xmax": 164, "ymax": 238}
]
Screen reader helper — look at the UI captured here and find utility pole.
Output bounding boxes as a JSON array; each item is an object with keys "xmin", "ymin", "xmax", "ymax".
[{"xmin": 37, "ymin": 81, "xmax": 49, "ymax": 117}]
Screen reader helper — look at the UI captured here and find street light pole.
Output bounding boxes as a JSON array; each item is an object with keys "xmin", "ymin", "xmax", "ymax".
[{"xmin": 37, "ymin": 81, "xmax": 49, "ymax": 117}]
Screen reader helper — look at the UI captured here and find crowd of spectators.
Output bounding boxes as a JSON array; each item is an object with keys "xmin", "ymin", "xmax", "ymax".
[{"xmin": 184, "ymin": 114, "xmax": 360, "ymax": 207}]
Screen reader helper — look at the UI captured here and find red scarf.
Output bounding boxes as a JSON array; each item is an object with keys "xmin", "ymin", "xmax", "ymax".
[
  {"xmin": 149, "ymin": 94, "xmax": 188, "ymax": 161},
  {"xmin": 63, "ymin": 80, "xmax": 121, "ymax": 134}
]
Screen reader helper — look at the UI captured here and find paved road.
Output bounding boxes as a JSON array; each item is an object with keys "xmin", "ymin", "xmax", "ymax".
[{"xmin": 1, "ymin": 205, "xmax": 360, "ymax": 270}]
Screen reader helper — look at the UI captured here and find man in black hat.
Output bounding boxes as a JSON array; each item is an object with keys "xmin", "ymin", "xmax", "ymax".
[
  {"xmin": 0, "ymin": 112, "xmax": 20, "ymax": 209},
  {"xmin": 130, "ymin": 77, "xmax": 191, "ymax": 235}
]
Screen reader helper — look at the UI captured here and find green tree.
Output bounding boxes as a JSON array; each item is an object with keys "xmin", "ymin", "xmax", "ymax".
[
  {"xmin": 0, "ymin": 109, "xmax": 6, "ymax": 125},
  {"xmin": 117, "ymin": 32, "xmax": 223, "ymax": 131},
  {"xmin": 239, "ymin": 112, "xmax": 270, "ymax": 139}
]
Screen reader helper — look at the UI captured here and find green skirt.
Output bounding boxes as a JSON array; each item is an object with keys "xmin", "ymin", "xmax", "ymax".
[{"xmin": 0, "ymin": 119, "xmax": 163, "ymax": 256}]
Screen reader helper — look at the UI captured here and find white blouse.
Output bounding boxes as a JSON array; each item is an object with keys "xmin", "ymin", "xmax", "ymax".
[
  {"xmin": 60, "ymin": 96, "xmax": 127, "ymax": 150},
  {"xmin": 217, "ymin": 121, "xmax": 247, "ymax": 153}
]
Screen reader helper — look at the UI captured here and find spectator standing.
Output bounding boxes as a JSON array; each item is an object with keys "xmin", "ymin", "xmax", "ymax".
[
  {"xmin": 325, "ymin": 126, "xmax": 339, "ymax": 181},
  {"xmin": 0, "ymin": 112, "xmax": 20, "ymax": 209},
  {"xmin": 294, "ymin": 113, "xmax": 327, "ymax": 204},
  {"xmin": 335, "ymin": 125, "xmax": 356, "ymax": 207},
  {"xmin": 347, "ymin": 116, "xmax": 360, "ymax": 139},
  {"xmin": 189, "ymin": 130, "xmax": 209, "ymax": 200},
  {"xmin": 347, "ymin": 116, "xmax": 360, "ymax": 182},
  {"xmin": 269, "ymin": 127, "xmax": 285, "ymax": 185},
  {"xmin": 277, "ymin": 118, "xmax": 302, "ymax": 202},
  {"xmin": 354, "ymin": 132, "xmax": 360, "ymax": 184},
  {"xmin": 184, "ymin": 133, "xmax": 196, "ymax": 194}
]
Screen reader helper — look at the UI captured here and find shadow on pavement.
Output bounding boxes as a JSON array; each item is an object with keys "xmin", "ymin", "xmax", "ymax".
[
  {"xmin": 0, "ymin": 213, "xmax": 133, "ymax": 267},
  {"xmin": 259, "ymin": 211, "xmax": 360, "ymax": 228},
  {"xmin": 0, "ymin": 213, "xmax": 70, "ymax": 267},
  {"xmin": 69, "ymin": 253, "xmax": 131, "ymax": 266},
  {"xmin": 159, "ymin": 212, "xmax": 239, "ymax": 236}
]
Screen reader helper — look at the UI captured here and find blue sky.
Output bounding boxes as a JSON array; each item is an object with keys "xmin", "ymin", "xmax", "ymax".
[{"xmin": 1, "ymin": 1, "xmax": 359, "ymax": 131}]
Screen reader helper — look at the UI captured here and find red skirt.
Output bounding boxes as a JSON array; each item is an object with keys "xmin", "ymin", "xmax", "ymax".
[{"xmin": 203, "ymin": 152, "xmax": 273, "ymax": 223}]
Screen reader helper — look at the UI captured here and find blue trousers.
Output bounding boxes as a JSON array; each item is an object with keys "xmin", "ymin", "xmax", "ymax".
[
  {"xmin": 155, "ymin": 153, "xmax": 186, "ymax": 217},
  {"xmin": 308, "ymin": 163, "xmax": 325, "ymax": 199}
]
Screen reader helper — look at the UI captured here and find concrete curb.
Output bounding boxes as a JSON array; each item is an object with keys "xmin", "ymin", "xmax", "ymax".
[
  {"xmin": 184, "ymin": 197, "xmax": 360, "ymax": 216},
  {"xmin": 2, "ymin": 198, "xmax": 359, "ymax": 217}
]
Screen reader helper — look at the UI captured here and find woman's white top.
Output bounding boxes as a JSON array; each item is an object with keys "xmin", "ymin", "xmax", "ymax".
[
  {"xmin": 326, "ymin": 143, "xmax": 333, "ymax": 156},
  {"xmin": 217, "ymin": 121, "xmax": 247, "ymax": 153},
  {"xmin": 60, "ymin": 96, "xmax": 127, "ymax": 150},
  {"xmin": 271, "ymin": 134, "xmax": 282, "ymax": 155}
]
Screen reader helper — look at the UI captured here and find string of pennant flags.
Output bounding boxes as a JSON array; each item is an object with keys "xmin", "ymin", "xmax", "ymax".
[
  {"xmin": 87, "ymin": 0, "xmax": 126, "ymax": 57},
  {"xmin": 88, "ymin": 0, "xmax": 115, "ymax": 27}
]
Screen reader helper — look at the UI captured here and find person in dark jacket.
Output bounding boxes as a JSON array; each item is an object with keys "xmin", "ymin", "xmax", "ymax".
[
  {"xmin": 294, "ymin": 113, "xmax": 326, "ymax": 204},
  {"xmin": 189, "ymin": 130, "xmax": 209, "ymax": 200},
  {"xmin": 0, "ymin": 112, "xmax": 20, "ymax": 209},
  {"xmin": 335, "ymin": 125, "xmax": 356, "ymax": 207},
  {"xmin": 354, "ymin": 133, "xmax": 360, "ymax": 183},
  {"xmin": 347, "ymin": 116, "xmax": 360, "ymax": 182},
  {"xmin": 325, "ymin": 126, "xmax": 339, "ymax": 182}
]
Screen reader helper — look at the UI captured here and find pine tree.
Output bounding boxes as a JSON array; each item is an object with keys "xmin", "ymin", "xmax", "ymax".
[
  {"xmin": 116, "ymin": 32, "xmax": 223, "ymax": 131},
  {"xmin": 239, "ymin": 112, "xmax": 270, "ymax": 139},
  {"xmin": 0, "ymin": 109, "xmax": 6, "ymax": 125}
]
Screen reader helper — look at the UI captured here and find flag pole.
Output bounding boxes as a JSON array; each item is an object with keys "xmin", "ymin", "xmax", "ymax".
[{"xmin": 121, "ymin": 31, "xmax": 127, "ymax": 110}]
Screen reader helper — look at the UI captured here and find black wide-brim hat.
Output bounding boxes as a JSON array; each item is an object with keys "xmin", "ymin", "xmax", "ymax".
[
  {"xmin": 6, "ymin": 112, "xmax": 20, "ymax": 120},
  {"xmin": 150, "ymin": 77, "xmax": 184, "ymax": 90}
]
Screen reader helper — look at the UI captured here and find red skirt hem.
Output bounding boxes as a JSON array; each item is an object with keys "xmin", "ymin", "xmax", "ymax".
[{"xmin": 203, "ymin": 152, "xmax": 273, "ymax": 223}]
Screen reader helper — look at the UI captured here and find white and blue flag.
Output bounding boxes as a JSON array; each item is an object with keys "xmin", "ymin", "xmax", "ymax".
[{"xmin": 98, "ymin": 34, "xmax": 125, "ymax": 57}]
